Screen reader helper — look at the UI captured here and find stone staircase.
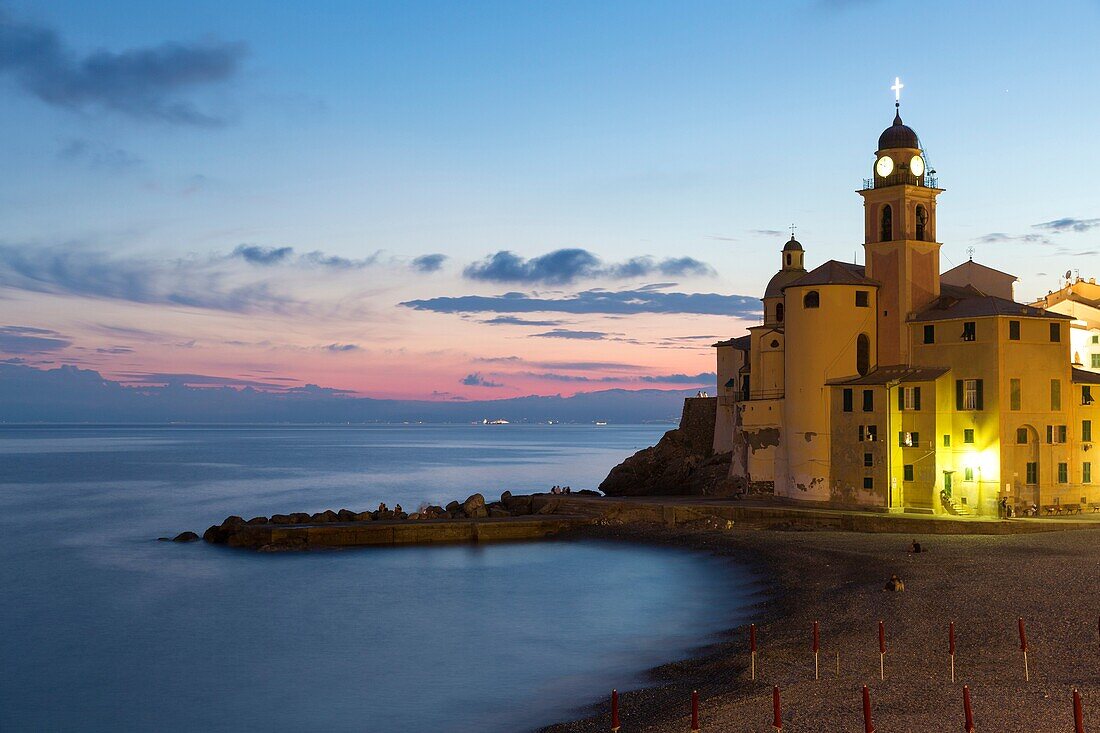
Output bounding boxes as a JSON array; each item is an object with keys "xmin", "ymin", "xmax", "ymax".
[{"xmin": 942, "ymin": 495, "xmax": 972, "ymax": 516}]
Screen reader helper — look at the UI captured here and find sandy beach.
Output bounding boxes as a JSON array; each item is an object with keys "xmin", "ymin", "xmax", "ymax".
[{"xmin": 542, "ymin": 523, "xmax": 1100, "ymax": 732}]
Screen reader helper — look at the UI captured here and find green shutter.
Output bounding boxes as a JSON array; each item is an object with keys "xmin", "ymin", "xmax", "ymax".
[
  {"xmin": 914, "ymin": 387, "xmax": 921, "ymax": 410},
  {"xmin": 975, "ymin": 380, "xmax": 984, "ymax": 410},
  {"xmin": 898, "ymin": 388, "xmax": 905, "ymax": 410},
  {"xmin": 956, "ymin": 380, "xmax": 963, "ymax": 410}
]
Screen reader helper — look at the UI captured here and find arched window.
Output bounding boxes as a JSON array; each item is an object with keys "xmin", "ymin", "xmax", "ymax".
[
  {"xmin": 775, "ymin": 302, "xmax": 785, "ymax": 322},
  {"xmin": 803, "ymin": 291, "xmax": 820, "ymax": 309},
  {"xmin": 856, "ymin": 333, "xmax": 870, "ymax": 376},
  {"xmin": 785, "ymin": 253, "xmax": 792, "ymax": 266},
  {"xmin": 880, "ymin": 204, "xmax": 893, "ymax": 241},
  {"xmin": 916, "ymin": 205, "xmax": 928, "ymax": 241}
]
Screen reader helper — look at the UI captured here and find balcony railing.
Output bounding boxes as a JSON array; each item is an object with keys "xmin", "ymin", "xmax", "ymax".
[{"xmin": 861, "ymin": 173, "xmax": 939, "ymax": 190}]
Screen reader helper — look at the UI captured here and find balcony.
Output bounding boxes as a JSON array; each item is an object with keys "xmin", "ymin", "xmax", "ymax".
[{"xmin": 861, "ymin": 173, "xmax": 939, "ymax": 190}]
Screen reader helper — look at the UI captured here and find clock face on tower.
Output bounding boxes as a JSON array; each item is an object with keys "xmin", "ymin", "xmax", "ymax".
[
  {"xmin": 876, "ymin": 155, "xmax": 894, "ymax": 177},
  {"xmin": 909, "ymin": 154, "xmax": 925, "ymax": 177}
]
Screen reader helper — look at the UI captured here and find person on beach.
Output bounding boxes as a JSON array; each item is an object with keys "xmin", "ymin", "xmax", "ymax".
[
  {"xmin": 910, "ymin": 540, "xmax": 922, "ymax": 553},
  {"xmin": 377, "ymin": 502, "xmax": 387, "ymax": 513},
  {"xmin": 884, "ymin": 574, "xmax": 906, "ymax": 592}
]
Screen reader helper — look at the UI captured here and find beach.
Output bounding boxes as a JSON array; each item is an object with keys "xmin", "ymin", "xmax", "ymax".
[{"xmin": 543, "ymin": 523, "xmax": 1100, "ymax": 732}]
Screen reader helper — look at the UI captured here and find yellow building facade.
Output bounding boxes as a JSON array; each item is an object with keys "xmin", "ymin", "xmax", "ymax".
[{"xmin": 714, "ymin": 103, "xmax": 1100, "ymax": 517}]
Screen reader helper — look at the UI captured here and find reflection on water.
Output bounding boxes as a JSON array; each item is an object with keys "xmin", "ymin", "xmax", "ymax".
[{"xmin": 0, "ymin": 425, "xmax": 757, "ymax": 732}]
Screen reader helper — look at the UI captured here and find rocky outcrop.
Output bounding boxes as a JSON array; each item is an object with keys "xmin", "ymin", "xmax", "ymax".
[{"xmin": 599, "ymin": 397, "xmax": 739, "ymax": 497}]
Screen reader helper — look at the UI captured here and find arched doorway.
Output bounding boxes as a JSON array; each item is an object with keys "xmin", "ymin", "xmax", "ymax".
[{"xmin": 1012, "ymin": 424, "xmax": 1041, "ymax": 512}]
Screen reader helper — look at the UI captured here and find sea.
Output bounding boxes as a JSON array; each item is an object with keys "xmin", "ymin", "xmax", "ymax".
[{"xmin": 0, "ymin": 424, "xmax": 759, "ymax": 732}]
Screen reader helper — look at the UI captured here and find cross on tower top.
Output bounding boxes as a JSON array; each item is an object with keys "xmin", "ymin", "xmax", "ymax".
[
  {"xmin": 891, "ymin": 76, "xmax": 904, "ymax": 103},
  {"xmin": 789, "ymin": 223, "xmax": 797, "ymax": 238}
]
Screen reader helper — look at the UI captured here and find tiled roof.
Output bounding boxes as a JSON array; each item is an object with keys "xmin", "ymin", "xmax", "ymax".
[
  {"xmin": 827, "ymin": 364, "xmax": 951, "ymax": 386},
  {"xmin": 1072, "ymin": 367, "xmax": 1100, "ymax": 385},
  {"xmin": 784, "ymin": 260, "xmax": 878, "ymax": 290},
  {"xmin": 911, "ymin": 289, "xmax": 1071, "ymax": 322},
  {"xmin": 712, "ymin": 334, "xmax": 752, "ymax": 350}
]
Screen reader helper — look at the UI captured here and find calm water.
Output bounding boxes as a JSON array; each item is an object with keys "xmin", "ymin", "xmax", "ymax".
[{"xmin": 0, "ymin": 424, "xmax": 758, "ymax": 732}]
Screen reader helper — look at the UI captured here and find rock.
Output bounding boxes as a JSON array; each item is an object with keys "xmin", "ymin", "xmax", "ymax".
[
  {"xmin": 449, "ymin": 509, "xmax": 465, "ymax": 519},
  {"xmin": 577, "ymin": 489, "xmax": 600, "ymax": 496},
  {"xmin": 220, "ymin": 515, "xmax": 247, "ymax": 530},
  {"xmin": 172, "ymin": 531, "xmax": 200, "ymax": 542},
  {"xmin": 502, "ymin": 494, "xmax": 533, "ymax": 515},
  {"xmin": 337, "ymin": 509, "xmax": 357, "ymax": 521},
  {"xmin": 445, "ymin": 500, "xmax": 462, "ymax": 514},
  {"xmin": 202, "ymin": 525, "xmax": 225, "ymax": 543},
  {"xmin": 462, "ymin": 493, "xmax": 487, "ymax": 518},
  {"xmin": 309, "ymin": 510, "xmax": 340, "ymax": 523},
  {"xmin": 394, "ymin": 511, "xmax": 408, "ymax": 520},
  {"xmin": 246, "ymin": 516, "xmax": 268, "ymax": 525},
  {"xmin": 424, "ymin": 505, "xmax": 446, "ymax": 519},
  {"xmin": 599, "ymin": 425, "xmax": 735, "ymax": 497},
  {"xmin": 289, "ymin": 512, "xmax": 311, "ymax": 524},
  {"xmin": 500, "ymin": 490, "xmax": 512, "ymax": 502},
  {"xmin": 353, "ymin": 511, "xmax": 373, "ymax": 521},
  {"xmin": 271, "ymin": 514, "xmax": 292, "ymax": 524},
  {"xmin": 488, "ymin": 507, "xmax": 511, "ymax": 518},
  {"xmin": 157, "ymin": 537, "xmax": 171, "ymax": 542}
]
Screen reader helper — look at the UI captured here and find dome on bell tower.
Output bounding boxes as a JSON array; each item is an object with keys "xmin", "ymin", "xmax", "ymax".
[{"xmin": 878, "ymin": 104, "xmax": 920, "ymax": 151}]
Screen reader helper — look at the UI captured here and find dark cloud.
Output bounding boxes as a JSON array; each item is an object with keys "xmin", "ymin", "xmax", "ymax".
[
  {"xmin": 460, "ymin": 372, "xmax": 504, "ymax": 388},
  {"xmin": 58, "ymin": 138, "xmax": 142, "ymax": 171},
  {"xmin": 402, "ymin": 288, "xmax": 761, "ymax": 318},
  {"xmin": 473, "ymin": 356, "xmax": 644, "ymax": 371},
  {"xmin": 411, "ymin": 254, "xmax": 447, "ymax": 273},
  {"xmin": 752, "ymin": 229, "xmax": 786, "ymax": 237},
  {"xmin": 531, "ymin": 329, "xmax": 608, "ymax": 340},
  {"xmin": 117, "ymin": 371, "xmax": 291, "ymax": 390},
  {"xmin": 0, "ymin": 9, "xmax": 245, "ymax": 125},
  {"xmin": 463, "ymin": 248, "xmax": 714, "ymax": 285},
  {"xmin": 323, "ymin": 343, "xmax": 360, "ymax": 352},
  {"xmin": 233, "ymin": 244, "xmax": 294, "ymax": 265},
  {"xmin": 973, "ymin": 232, "xmax": 1051, "ymax": 245},
  {"xmin": 95, "ymin": 346, "xmax": 135, "ymax": 354},
  {"xmin": 0, "ymin": 325, "xmax": 71, "ymax": 354},
  {"xmin": 1032, "ymin": 217, "xmax": 1100, "ymax": 234},
  {"xmin": 482, "ymin": 316, "xmax": 563, "ymax": 327},
  {"xmin": 640, "ymin": 371, "xmax": 717, "ymax": 384}
]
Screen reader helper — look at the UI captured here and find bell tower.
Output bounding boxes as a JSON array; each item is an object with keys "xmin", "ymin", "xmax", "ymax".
[{"xmin": 858, "ymin": 80, "xmax": 943, "ymax": 365}]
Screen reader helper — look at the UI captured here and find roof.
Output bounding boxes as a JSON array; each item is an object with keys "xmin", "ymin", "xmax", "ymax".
[
  {"xmin": 712, "ymin": 334, "xmax": 752, "ymax": 350},
  {"xmin": 911, "ymin": 287, "xmax": 1072, "ymax": 322},
  {"xmin": 878, "ymin": 107, "xmax": 920, "ymax": 150},
  {"xmin": 783, "ymin": 260, "xmax": 878, "ymax": 290},
  {"xmin": 827, "ymin": 365, "xmax": 951, "ymax": 386},
  {"xmin": 941, "ymin": 260, "xmax": 1018, "ymax": 282},
  {"xmin": 1072, "ymin": 368, "xmax": 1100, "ymax": 385},
  {"xmin": 782, "ymin": 235, "xmax": 804, "ymax": 252},
  {"xmin": 764, "ymin": 268, "xmax": 807, "ymax": 298}
]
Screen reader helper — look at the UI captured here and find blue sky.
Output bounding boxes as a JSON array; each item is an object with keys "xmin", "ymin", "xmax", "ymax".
[{"xmin": 1, "ymin": 0, "xmax": 1098, "ymax": 399}]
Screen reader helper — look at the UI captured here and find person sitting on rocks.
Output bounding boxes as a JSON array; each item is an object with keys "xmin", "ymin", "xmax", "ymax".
[
  {"xmin": 883, "ymin": 574, "xmax": 906, "ymax": 592},
  {"xmin": 377, "ymin": 502, "xmax": 388, "ymax": 513},
  {"xmin": 394, "ymin": 504, "xmax": 402, "ymax": 514}
]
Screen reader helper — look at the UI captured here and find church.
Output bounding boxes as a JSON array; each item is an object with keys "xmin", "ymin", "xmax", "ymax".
[{"xmin": 712, "ymin": 92, "xmax": 1100, "ymax": 518}]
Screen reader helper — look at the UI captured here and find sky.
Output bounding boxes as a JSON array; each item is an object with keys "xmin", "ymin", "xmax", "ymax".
[{"xmin": 1, "ymin": 0, "xmax": 1099, "ymax": 401}]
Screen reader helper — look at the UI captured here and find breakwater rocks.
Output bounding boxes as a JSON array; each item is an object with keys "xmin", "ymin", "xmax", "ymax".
[{"xmin": 198, "ymin": 490, "xmax": 600, "ymax": 550}]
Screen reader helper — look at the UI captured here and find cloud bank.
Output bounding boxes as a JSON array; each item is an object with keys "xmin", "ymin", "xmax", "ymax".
[
  {"xmin": 463, "ymin": 248, "xmax": 714, "ymax": 285},
  {"xmin": 402, "ymin": 288, "xmax": 761, "ymax": 317}
]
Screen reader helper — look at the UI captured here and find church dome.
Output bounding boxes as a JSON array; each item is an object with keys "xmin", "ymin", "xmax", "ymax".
[
  {"xmin": 782, "ymin": 235, "xmax": 803, "ymax": 252},
  {"xmin": 878, "ymin": 107, "xmax": 919, "ymax": 150},
  {"xmin": 764, "ymin": 268, "xmax": 805, "ymax": 299}
]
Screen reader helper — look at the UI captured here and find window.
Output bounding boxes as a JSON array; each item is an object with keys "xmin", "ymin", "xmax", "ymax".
[
  {"xmin": 864, "ymin": 476, "xmax": 874, "ymax": 490},
  {"xmin": 1050, "ymin": 323, "xmax": 1061, "ymax": 342},
  {"xmin": 957, "ymin": 379, "xmax": 983, "ymax": 411},
  {"xmin": 1092, "ymin": 354, "xmax": 1100, "ymax": 368},
  {"xmin": 1085, "ymin": 386, "xmax": 1095, "ymax": 406},
  {"xmin": 1026, "ymin": 462, "xmax": 1038, "ymax": 485},
  {"xmin": 1085, "ymin": 462, "xmax": 1093, "ymax": 484},
  {"xmin": 915, "ymin": 205, "xmax": 927, "ymax": 241},
  {"xmin": 964, "ymin": 429, "xmax": 975, "ymax": 444},
  {"xmin": 862, "ymin": 424, "xmax": 878, "ymax": 442},
  {"xmin": 803, "ymin": 290, "xmax": 820, "ymax": 309},
  {"xmin": 900, "ymin": 386, "xmax": 921, "ymax": 411},
  {"xmin": 855, "ymin": 290, "xmax": 869, "ymax": 308},
  {"xmin": 775, "ymin": 302, "xmax": 784, "ymax": 323},
  {"xmin": 1009, "ymin": 320, "xmax": 1020, "ymax": 340},
  {"xmin": 943, "ymin": 434, "xmax": 951, "ymax": 447},
  {"xmin": 1051, "ymin": 379, "xmax": 1061, "ymax": 411},
  {"xmin": 741, "ymin": 376, "xmax": 750, "ymax": 401},
  {"xmin": 785, "ymin": 253, "xmax": 792, "ymax": 266},
  {"xmin": 1010, "ymin": 379, "xmax": 1021, "ymax": 411},
  {"xmin": 864, "ymin": 452, "xmax": 873, "ymax": 467},
  {"xmin": 961, "ymin": 322, "xmax": 976, "ymax": 341},
  {"xmin": 842, "ymin": 388, "xmax": 853, "ymax": 412},
  {"xmin": 1094, "ymin": 335, "xmax": 1100, "ymax": 344},
  {"xmin": 880, "ymin": 204, "xmax": 892, "ymax": 241},
  {"xmin": 964, "ymin": 467, "xmax": 974, "ymax": 482},
  {"xmin": 904, "ymin": 464, "xmax": 915, "ymax": 482},
  {"xmin": 862, "ymin": 389, "xmax": 874, "ymax": 412},
  {"xmin": 1084, "ymin": 419, "xmax": 1093, "ymax": 442},
  {"xmin": 1016, "ymin": 427, "xmax": 1028, "ymax": 444},
  {"xmin": 923, "ymin": 325, "xmax": 935, "ymax": 344},
  {"xmin": 1047, "ymin": 425, "xmax": 1067, "ymax": 444},
  {"xmin": 1058, "ymin": 463, "xmax": 1068, "ymax": 483},
  {"xmin": 899, "ymin": 431, "xmax": 919, "ymax": 447},
  {"xmin": 856, "ymin": 333, "xmax": 871, "ymax": 376}
]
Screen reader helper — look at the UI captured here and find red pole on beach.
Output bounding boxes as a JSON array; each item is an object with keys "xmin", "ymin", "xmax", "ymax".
[
  {"xmin": 878, "ymin": 620, "xmax": 886, "ymax": 680},
  {"xmin": 1018, "ymin": 617, "xmax": 1030, "ymax": 682},
  {"xmin": 813, "ymin": 621, "xmax": 820, "ymax": 680},
  {"xmin": 963, "ymin": 685, "xmax": 975, "ymax": 733},
  {"xmin": 772, "ymin": 685, "xmax": 782, "ymax": 731},
  {"xmin": 862, "ymin": 685, "xmax": 875, "ymax": 733},
  {"xmin": 611, "ymin": 689, "xmax": 620, "ymax": 732},
  {"xmin": 949, "ymin": 621, "xmax": 956, "ymax": 683},
  {"xmin": 750, "ymin": 623, "xmax": 757, "ymax": 681},
  {"xmin": 1074, "ymin": 688, "xmax": 1085, "ymax": 733},
  {"xmin": 690, "ymin": 689, "xmax": 699, "ymax": 733}
]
